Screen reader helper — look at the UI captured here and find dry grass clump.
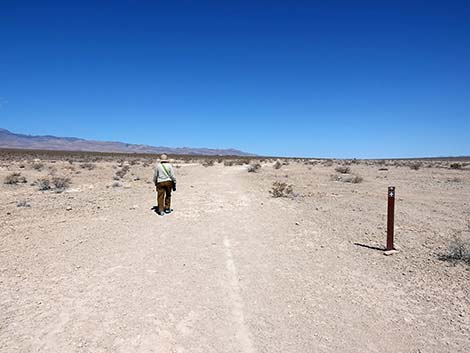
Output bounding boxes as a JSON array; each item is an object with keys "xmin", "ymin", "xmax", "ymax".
[
  {"xmin": 4, "ymin": 172, "xmax": 27, "ymax": 185},
  {"xmin": 80, "ymin": 162, "xmax": 96, "ymax": 170},
  {"xmin": 16, "ymin": 200, "xmax": 31, "ymax": 208},
  {"xmin": 323, "ymin": 159, "xmax": 333, "ymax": 167},
  {"xmin": 273, "ymin": 160, "xmax": 282, "ymax": 169},
  {"xmin": 270, "ymin": 181, "xmax": 294, "ymax": 198},
  {"xmin": 335, "ymin": 166, "xmax": 350, "ymax": 174},
  {"xmin": 224, "ymin": 160, "xmax": 234, "ymax": 167},
  {"xmin": 202, "ymin": 159, "xmax": 215, "ymax": 167},
  {"xmin": 247, "ymin": 163, "xmax": 261, "ymax": 173},
  {"xmin": 409, "ymin": 162, "xmax": 422, "ymax": 170}
]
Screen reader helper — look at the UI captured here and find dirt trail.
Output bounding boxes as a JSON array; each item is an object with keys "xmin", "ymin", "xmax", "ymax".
[{"xmin": 1, "ymin": 164, "xmax": 467, "ymax": 352}]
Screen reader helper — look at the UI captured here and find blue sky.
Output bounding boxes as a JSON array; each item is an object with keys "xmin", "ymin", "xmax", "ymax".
[{"xmin": 1, "ymin": 1, "xmax": 469, "ymax": 158}]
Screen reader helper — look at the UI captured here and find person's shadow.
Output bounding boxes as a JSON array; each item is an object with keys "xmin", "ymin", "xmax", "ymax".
[{"xmin": 150, "ymin": 206, "xmax": 159, "ymax": 214}]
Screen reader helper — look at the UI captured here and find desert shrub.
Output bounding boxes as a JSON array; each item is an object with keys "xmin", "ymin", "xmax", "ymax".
[
  {"xmin": 409, "ymin": 162, "xmax": 422, "ymax": 170},
  {"xmin": 4, "ymin": 172, "xmax": 27, "ymax": 185},
  {"xmin": 234, "ymin": 159, "xmax": 245, "ymax": 165},
  {"xmin": 350, "ymin": 175, "xmax": 363, "ymax": 183},
  {"xmin": 450, "ymin": 163, "xmax": 462, "ymax": 170},
  {"xmin": 331, "ymin": 174, "xmax": 363, "ymax": 183},
  {"xmin": 115, "ymin": 165, "xmax": 130, "ymax": 179},
  {"xmin": 335, "ymin": 166, "xmax": 350, "ymax": 174},
  {"xmin": 224, "ymin": 160, "xmax": 234, "ymax": 167},
  {"xmin": 202, "ymin": 159, "xmax": 215, "ymax": 167},
  {"xmin": 37, "ymin": 178, "xmax": 51, "ymax": 191},
  {"xmin": 52, "ymin": 176, "xmax": 71, "ymax": 191},
  {"xmin": 440, "ymin": 235, "xmax": 470, "ymax": 264},
  {"xmin": 217, "ymin": 158, "xmax": 223, "ymax": 164},
  {"xmin": 270, "ymin": 181, "xmax": 294, "ymax": 198},
  {"xmin": 112, "ymin": 181, "xmax": 123, "ymax": 187},
  {"xmin": 80, "ymin": 162, "xmax": 96, "ymax": 170},
  {"xmin": 247, "ymin": 163, "xmax": 261, "ymax": 173},
  {"xmin": 273, "ymin": 160, "xmax": 282, "ymax": 169},
  {"xmin": 32, "ymin": 162, "xmax": 44, "ymax": 171},
  {"xmin": 323, "ymin": 159, "xmax": 333, "ymax": 167}
]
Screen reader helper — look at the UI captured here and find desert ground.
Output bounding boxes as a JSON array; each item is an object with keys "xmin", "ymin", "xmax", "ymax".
[{"xmin": 0, "ymin": 152, "xmax": 469, "ymax": 353}]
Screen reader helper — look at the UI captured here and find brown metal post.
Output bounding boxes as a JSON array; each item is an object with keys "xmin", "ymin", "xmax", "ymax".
[{"xmin": 387, "ymin": 186, "xmax": 395, "ymax": 251}]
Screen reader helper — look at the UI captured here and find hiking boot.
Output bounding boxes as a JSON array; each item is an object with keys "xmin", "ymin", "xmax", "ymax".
[
  {"xmin": 164, "ymin": 208, "xmax": 172, "ymax": 214},
  {"xmin": 159, "ymin": 211, "xmax": 165, "ymax": 216}
]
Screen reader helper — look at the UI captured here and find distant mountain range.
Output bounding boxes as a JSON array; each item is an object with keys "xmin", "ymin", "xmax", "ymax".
[{"xmin": 0, "ymin": 128, "xmax": 253, "ymax": 156}]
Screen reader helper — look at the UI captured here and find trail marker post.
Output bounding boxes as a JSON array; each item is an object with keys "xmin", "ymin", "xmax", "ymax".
[{"xmin": 386, "ymin": 186, "xmax": 395, "ymax": 251}]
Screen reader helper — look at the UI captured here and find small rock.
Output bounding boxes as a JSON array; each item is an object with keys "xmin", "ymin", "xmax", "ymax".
[
  {"xmin": 66, "ymin": 206, "xmax": 72, "ymax": 211},
  {"xmin": 295, "ymin": 222, "xmax": 300, "ymax": 226},
  {"xmin": 384, "ymin": 249, "xmax": 399, "ymax": 256}
]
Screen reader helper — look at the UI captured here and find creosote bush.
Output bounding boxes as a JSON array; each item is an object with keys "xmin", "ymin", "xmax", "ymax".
[
  {"xmin": 273, "ymin": 160, "xmax": 282, "ymax": 169},
  {"xmin": 4, "ymin": 172, "xmax": 27, "ymax": 185},
  {"xmin": 224, "ymin": 160, "xmax": 234, "ymax": 167},
  {"xmin": 270, "ymin": 181, "xmax": 294, "ymax": 198}
]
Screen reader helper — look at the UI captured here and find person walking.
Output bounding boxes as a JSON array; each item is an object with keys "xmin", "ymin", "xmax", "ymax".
[{"xmin": 153, "ymin": 154, "xmax": 176, "ymax": 216}]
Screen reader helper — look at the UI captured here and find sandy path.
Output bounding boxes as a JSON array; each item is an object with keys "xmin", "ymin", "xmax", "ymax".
[{"xmin": 1, "ymin": 164, "xmax": 467, "ymax": 352}]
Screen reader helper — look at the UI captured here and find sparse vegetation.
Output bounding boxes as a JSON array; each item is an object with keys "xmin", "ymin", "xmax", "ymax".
[
  {"xmin": 32, "ymin": 162, "xmax": 45, "ymax": 171},
  {"xmin": 450, "ymin": 163, "xmax": 462, "ymax": 170},
  {"xmin": 247, "ymin": 163, "xmax": 261, "ymax": 173},
  {"xmin": 270, "ymin": 181, "xmax": 294, "ymax": 198},
  {"xmin": 331, "ymin": 174, "xmax": 363, "ymax": 183},
  {"xmin": 51, "ymin": 176, "xmax": 71, "ymax": 191},
  {"xmin": 440, "ymin": 234, "xmax": 470, "ymax": 265},
  {"xmin": 16, "ymin": 200, "xmax": 31, "ymax": 208},
  {"xmin": 335, "ymin": 166, "xmax": 350, "ymax": 174},
  {"xmin": 202, "ymin": 159, "xmax": 215, "ymax": 167},
  {"xmin": 115, "ymin": 165, "xmax": 130, "ymax": 179},
  {"xmin": 409, "ymin": 162, "xmax": 422, "ymax": 170},
  {"xmin": 224, "ymin": 160, "xmax": 234, "ymax": 166},
  {"xmin": 80, "ymin": 162, "xmax": 96, "ymax": 170},
  {"xmin": 273, "ymin": 160, "xmax": 282, "ymax": 169},
  {"xmin": 4, "ymin": 172, "xmax": 27, "ymax": 185},
  {"xmin": 37, "ymin": 178, "xmax": 52, "ymax": 191}
]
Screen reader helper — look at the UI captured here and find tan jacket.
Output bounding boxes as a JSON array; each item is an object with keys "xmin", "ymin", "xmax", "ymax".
[{"xmin": 153, "ymin": 162, "xmax": 176, "ymax": 184}]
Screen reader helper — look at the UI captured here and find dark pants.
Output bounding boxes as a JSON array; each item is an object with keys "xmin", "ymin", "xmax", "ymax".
[{"xmin": 156, "ymin": 181, "xmax": 173, "ymax": 211}]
